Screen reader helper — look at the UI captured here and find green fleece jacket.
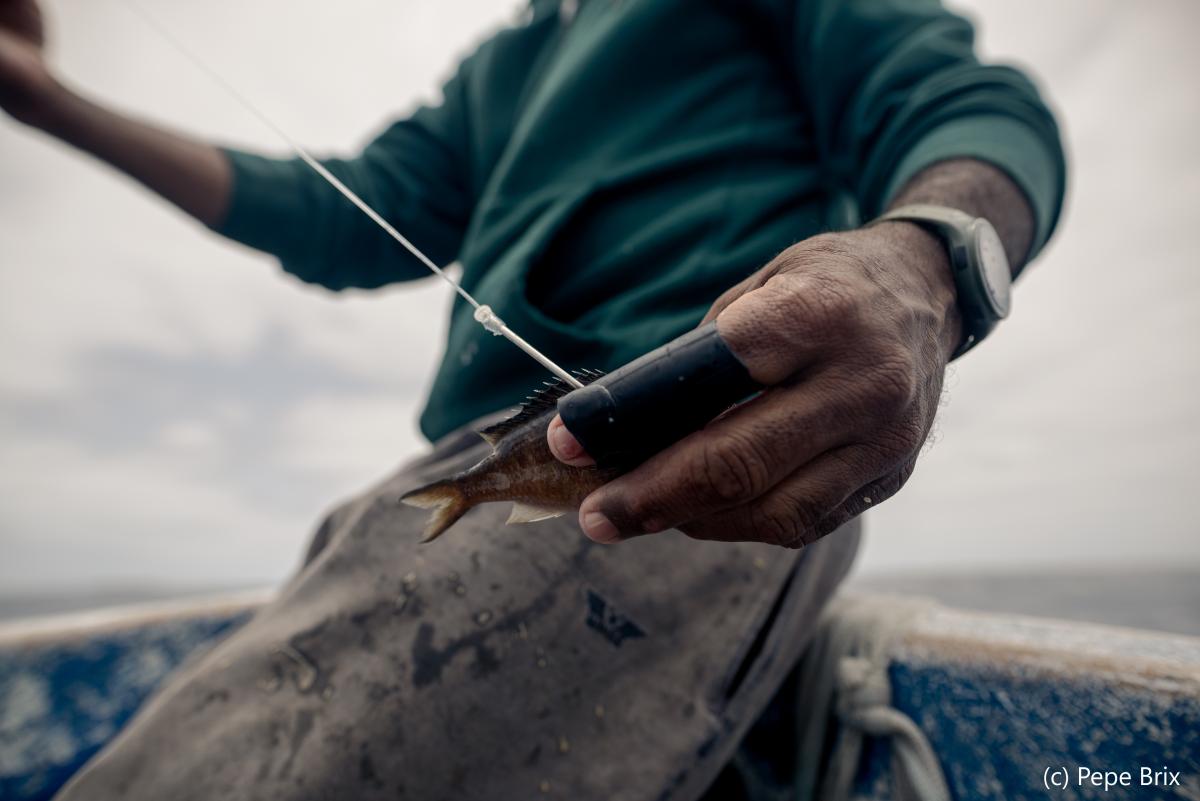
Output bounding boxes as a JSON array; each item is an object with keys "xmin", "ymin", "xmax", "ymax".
[{"xmin": 217, "ymin": 0, "xmax": 1066, "ymax": 441}]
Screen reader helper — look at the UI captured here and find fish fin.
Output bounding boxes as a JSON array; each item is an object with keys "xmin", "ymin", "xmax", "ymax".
[
  {"xmin": 477, "ymin": 368, "xmax": 607, "ymax": 446},
  {"xmin": 399, "ymin": 480, "xmax": 470, "ymax": 543},
  {"xmin": 477, "ymin": 427, "xmax": 504, "ymax": 447},
  {"xmin": 506, "ymin": 502, "xmax": 566, "ymax": 525}
]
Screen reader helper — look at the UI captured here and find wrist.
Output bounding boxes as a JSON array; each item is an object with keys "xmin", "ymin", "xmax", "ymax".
[
  {"xmin": 861, "ymin": 220, "xmax": 963, "ymax": 362},
  {"xmin": 21, "ymin": 76, "xmax": 76, "ymax": 131}
]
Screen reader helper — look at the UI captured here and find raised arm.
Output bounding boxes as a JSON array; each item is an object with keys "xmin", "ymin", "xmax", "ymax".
[
  {"xmin": 1, "ymin": 0, "xmax": 231, "ymax": 225},
  {"xmin": 1, "ymin": 0, "xmax": 477, "ymax": 290}
]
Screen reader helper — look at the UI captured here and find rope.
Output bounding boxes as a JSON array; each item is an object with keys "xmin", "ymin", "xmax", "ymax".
[
  {"xmin": 120, "ymin": 0, "xmax": 583, "ymax": 390},
  {"xmin": 791, "ymin": 595, "xmax": 951, "ymax": 801}
]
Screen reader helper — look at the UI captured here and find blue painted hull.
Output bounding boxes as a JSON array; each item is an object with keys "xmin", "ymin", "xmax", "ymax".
[{"xmin": 1, "ymin": 595, "xmax": 1196, "ymax": 800}]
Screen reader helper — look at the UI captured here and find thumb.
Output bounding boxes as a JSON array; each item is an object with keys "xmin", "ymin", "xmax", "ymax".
[{"xmin": 547, "ymin": 415, "xmax": 595, "ymax": 467}]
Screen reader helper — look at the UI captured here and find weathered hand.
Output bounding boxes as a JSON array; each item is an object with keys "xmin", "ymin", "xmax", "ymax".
[
  {"xmin": 0, "ymin": 0, "xmax": 53, "ymax": 123},
  {"xmin": 548, "ymin": 222, "xmax": 962, "ymax": 547}
]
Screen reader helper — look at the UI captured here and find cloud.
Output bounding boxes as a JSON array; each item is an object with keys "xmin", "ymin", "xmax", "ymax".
[
  {"xmin": 0, "ymin": 0, "xmax": 512, "ymax": 595},
  {"xmin": 1, "ymin": 0, "xmax": 1198, "ymax": 600}
]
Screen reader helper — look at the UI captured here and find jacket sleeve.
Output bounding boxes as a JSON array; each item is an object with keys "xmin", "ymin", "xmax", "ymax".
[
  {"xmin": 790, "ymin": 0, "xmax": 1067, "ymax": 259},
  {"xmin": 213, "ymin": 57, "xmax": 476, "ymax": 291}
]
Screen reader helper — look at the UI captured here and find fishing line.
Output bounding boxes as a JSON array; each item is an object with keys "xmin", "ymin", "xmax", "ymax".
[{"xmin": 121, "ymin": 0, "xmax": 584, "ymax": 390}]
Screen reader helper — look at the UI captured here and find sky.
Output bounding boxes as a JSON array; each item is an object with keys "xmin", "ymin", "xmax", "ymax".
[{"xmin": 0, "ymin": 0, "xmax": 1197, "ymax": 598}]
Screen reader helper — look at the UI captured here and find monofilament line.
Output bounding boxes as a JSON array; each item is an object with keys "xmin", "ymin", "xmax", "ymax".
[{"xmin": 123, "ymin": 0, "xmax": 583, "ymax": 390}]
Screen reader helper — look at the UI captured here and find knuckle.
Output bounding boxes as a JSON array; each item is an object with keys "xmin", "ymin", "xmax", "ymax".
[
  {"xmin": 764, "ymin": 259, "xmax": 857, "ymax": 324},
  {"xmin": 621, "ymin": 490, "xmax": 663, "ymax": 527},
  {"xmin": 799, "ymin": 275, "xmax": 858, "ymax": 334},
  {"xmin": 856, "ymin": 434, "xmax": 906, "ymax": 471},
  {"xmin": 894, "ymin": 417, "xmax": 929, "ymax": 453},
  {"xmin": 754, "ymin": 497, "xmax": 820, "ymax": 549},
  {"xmin": 798, "ymin": 233, "xmax": 857, "ymax": 266},
  {"xmin": 750, "ymin": 507, "xmax": 797, "ymax": 548},
  {"xmin": 879, "ymin": 415, "xmax": 929, "ymax": 458},
  {"xmin": 867, "ymin": 356, "xmax": 918, "ymax": 413},
  {"xmin": 862, "ymin": 421, "xmax": 925, "ymax": 466},
  {"xmin": 695, "ymin": 434, "xmax": 771, "ymax": 504}
]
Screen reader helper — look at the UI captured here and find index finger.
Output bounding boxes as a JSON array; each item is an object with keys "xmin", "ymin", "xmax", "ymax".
[
  {"xmin": 549, "ymin": 271, "xmax": 835, "ymax": 469},
  {"xmin": 576, "ymin": 369, "xmax": 860, "ymax": 541}
]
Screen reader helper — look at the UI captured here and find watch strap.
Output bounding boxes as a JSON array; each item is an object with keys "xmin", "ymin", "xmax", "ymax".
[
  {"xmin": 875, "ymin": 203, "xmax": 977, "ymax": 234},
  {"xmin": 870, "ymin": 203, "xmax": 1001, "ymax": 359}
]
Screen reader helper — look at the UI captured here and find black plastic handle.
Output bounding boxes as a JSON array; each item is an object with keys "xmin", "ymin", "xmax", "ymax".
[{"xmin": 557, "ymin": 321, "xmax": 763, "ymax": 469}]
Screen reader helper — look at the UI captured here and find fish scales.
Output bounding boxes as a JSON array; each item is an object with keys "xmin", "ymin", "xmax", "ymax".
[{"xmin": 400, "ymin": 371, "xmax": 620, "ymax": 541}]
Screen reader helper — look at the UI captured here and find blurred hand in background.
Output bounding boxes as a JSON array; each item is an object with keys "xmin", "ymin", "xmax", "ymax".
[{"xmin": 0, "ymin": 0, "xmax": 55, "ymax": 124}]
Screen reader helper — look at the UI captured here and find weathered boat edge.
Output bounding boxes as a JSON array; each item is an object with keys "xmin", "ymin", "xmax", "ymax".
[
  {"xmin": 1, "ymin": 592, "xmax": 1196, "ymax": 801},
  {"xmin": 867, "ymin": 602, "xmax": 1200, "ymax": 800},
  {"xmin": 0, "ymin": 591, "xmax": 270, "ymax": 801}
]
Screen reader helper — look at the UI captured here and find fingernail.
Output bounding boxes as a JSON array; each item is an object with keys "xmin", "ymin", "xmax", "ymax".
[
  {"xmin": 548, "ymin": 417, "xmax": 593, "ymax": 466},
  {"xmin": 581, "ymin": 511, "xmax": 621, "ymax": 544}
]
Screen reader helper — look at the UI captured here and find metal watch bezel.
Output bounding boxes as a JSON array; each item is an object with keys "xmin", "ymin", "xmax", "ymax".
[{"xmin": 968, "ymin": 217, "xmax": 1012, "ymax": 321}]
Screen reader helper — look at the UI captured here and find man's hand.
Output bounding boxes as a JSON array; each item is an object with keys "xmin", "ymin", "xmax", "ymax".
[
  {"xmin": 548, "ymin": 221, "xmax": 961, "ymax": 546},
  {"xmin": 0, "ymin": 0, "xmax": 55, "ymax": 124},
  {"xmin": 548, "ymin": 159, "xmax": 1033, "ymax": 548}
]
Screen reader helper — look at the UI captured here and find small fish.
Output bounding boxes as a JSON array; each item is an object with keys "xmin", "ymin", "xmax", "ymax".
[{"xmin": 400, "ymin": 370, "xmax": 620, "ymax": 542}]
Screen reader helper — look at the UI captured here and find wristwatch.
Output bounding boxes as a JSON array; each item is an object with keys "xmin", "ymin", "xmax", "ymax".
[{"xmin": 872, "ymin": 203, "xmax": 1012, "ymax": 359}]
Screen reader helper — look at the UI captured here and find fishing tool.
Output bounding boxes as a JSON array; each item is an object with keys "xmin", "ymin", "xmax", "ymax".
[
  {"xmin": 556, "ymin": 322, "xmax": 762, "ymax": 468},
  {"xmin": 126, "ymin": 1, "xmax": 761, "ymax": 470}
]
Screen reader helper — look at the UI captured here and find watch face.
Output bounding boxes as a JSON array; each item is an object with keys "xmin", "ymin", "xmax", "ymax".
[{"xmin": 974, "ymin": 220, "xmax": 1012, "ymax": 318}]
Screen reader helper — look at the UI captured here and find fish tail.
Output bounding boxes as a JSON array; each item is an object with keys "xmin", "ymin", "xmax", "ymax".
[{"xmin": 399, "ymin": 480, "xmax": 470, "ymax": 543}]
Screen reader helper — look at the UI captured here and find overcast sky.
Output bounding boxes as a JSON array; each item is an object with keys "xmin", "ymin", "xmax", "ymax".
[{"xmin": 0, "ymin": 0, "xmax": 1197, "ymax": 597}]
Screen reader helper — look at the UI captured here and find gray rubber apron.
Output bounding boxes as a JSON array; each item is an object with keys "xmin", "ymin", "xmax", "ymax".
[{"xmin": 56, "ymin": 415, "xmax": 860, "ymax": 801}]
